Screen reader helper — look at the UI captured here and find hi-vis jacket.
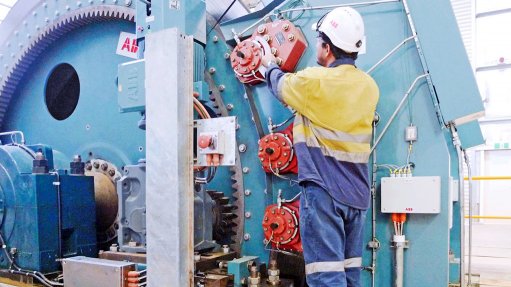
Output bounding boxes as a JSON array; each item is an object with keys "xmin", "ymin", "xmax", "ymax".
[{"xmin": 265, "ymin": 58, "xmax": 379, "ymax": 209}]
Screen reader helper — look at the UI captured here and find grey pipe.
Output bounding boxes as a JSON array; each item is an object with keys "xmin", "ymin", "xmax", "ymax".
[
  {"xmin": 395, "ymin": 242, "xmax": 404, "ymax": 287},
  {"xmin": 451, "ymin": 125, "xmax": 466, "ymax": 287}
]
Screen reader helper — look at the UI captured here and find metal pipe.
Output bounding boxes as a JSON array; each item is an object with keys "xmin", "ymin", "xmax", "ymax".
[
  {"xmin": 370, "ymin": 74, "xmax": 428, "ymax": 154},
  {"xmin": 137, "ymin": 0, "xmax": 151, "ymax": 6},
  {"xmin": 402, "ymin": 0, "xmax": 445, "ymax": 127},
  {"xmin": 238, "ymin": 0, "xmax": 399, "ymax": 37},
  {"xmin": 463, "ymin": 150, "xmax": 474, "ymax": 286},
  {"xmin": 370, "ymin": 119, "xmax": 379, "ymax": 287},
  {"xmin": 451, "ymin": 125, "xmax": 466, "ymax": 287},
  {"xmin": 395, "ymin": 241, "xmax": 404, "ymax": 287},
  {"xmin": 367, "ymin": 36, "xmax": 416, "ymax": 74},
  {"xmin": 277, "ymin": 0, "xmax": 400, "ymax": 14},
  {"xmin": 0, "ymin": 131, "xmax": 25, "ymax": 144},
  {"xmin": 50, "ymin": 172, "xmax": 63, "ymax": 260}
]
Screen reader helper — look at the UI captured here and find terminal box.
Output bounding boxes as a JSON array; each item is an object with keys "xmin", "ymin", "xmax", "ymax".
[{"xmin": 381, "ymin": 176, "xmax": 441, "ymax": 214}]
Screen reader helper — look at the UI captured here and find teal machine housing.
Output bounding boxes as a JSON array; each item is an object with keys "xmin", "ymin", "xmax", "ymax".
[
  {"xmin": 0, "ymin": 143, "xmax": 96, "ymax": 273},
  {"xmin": 0, "ymin": 0, "xmax": 485, "ymax": 286}
]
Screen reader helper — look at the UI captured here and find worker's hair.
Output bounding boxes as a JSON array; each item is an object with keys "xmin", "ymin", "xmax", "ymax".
[{"xmin": 319, "ymin": 32, "xmax": 358, "ymax": 61}]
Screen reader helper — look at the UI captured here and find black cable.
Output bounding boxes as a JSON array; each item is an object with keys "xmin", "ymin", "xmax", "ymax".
[
  {"xmin": 0, "ymin": 215, "xmax": 63, "ymax": 286},
  {"xmin": 207, "ymin": 0, "xmax": 238, "ymax": 36}
]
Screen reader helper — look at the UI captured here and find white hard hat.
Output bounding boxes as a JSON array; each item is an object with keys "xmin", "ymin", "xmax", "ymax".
[{"xmin": 312, "ymin": 7, "xmax": 365, "ymax": 53}]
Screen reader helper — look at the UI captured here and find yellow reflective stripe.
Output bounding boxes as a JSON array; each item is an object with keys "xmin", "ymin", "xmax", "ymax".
[
  {"xmin": 305, "ymin": 261, "xmax": 345, "ymax": 274},
  {"xmin": 344, "ymin": 257, "xmax": 362, "ymax": 268}
]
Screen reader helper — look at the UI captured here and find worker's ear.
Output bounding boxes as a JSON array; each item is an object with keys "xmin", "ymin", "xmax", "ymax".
[{"xmin": 325, "ymin": 43, "xmax": 332, "ymax": 57}]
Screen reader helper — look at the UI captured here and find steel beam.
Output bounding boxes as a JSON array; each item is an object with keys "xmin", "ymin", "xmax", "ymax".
[{"xmin": 146, "ymin": 28, "xmax": 194, "ymax": 287}]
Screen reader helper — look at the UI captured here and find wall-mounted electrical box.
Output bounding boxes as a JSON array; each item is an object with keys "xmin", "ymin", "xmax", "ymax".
[
  {"xmin": 196, "ymin": 116, "xmax": 236, "ymax": 167},
  {"xmin": 381, "ymin": 176, "xmax": 441, "ymax": 214}
]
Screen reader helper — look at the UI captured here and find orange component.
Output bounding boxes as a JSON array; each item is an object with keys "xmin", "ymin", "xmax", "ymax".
[
  {"xmin": 258, "ymin": 124, "xmax": 297, "ymax": 174},
  {"xmin": 262, "ymin": 200, "xmax": 302, "ymax": 252},
  {"xmin": 391, "ymin": 213, "xmax": 407, "ymax": 223},
  {"xmin": 259, "ymin": 20, "xmax": 307, "ymax": 74},
  {"xmin": 127, "ymin": 271, "xmax": 140, "ymax": 277},
  {"xmin": 230, "ymin": 20, "xmax": 308, "ymax": 85}
]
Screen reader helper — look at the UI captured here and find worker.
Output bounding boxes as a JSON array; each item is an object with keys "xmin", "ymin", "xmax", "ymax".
[{"xmin": 262, "ymin": 7, "xmax": 379, "ymax": 287}]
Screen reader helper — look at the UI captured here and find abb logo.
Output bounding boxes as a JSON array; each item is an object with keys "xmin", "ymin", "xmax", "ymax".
[
  {"xmin": 121, "ymin": 37, "xmax": 138, "ymax": 54},
  {"xmin": 330, "ymin": 20, "xmax": 338, "ymax": 28},
  {"xmin": 116, "ymin": 32, "xmax": 138, "ymax": 59},
  {"xmin": 405, "ymin": 208, "xmax": 413, "ymax": 212}
]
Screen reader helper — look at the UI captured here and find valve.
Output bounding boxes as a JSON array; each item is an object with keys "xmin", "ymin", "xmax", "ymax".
[{"xmin": 230, "ymin": 19, "xmax": 307, "ymax": 85}]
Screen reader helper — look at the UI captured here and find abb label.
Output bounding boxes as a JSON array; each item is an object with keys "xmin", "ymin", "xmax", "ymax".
[{"xmin": 116, "ymin": 32, "xmax": 138, "ymax": 59}]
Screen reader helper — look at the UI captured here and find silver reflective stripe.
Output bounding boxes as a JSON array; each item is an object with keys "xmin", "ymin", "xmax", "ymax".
[
  {"xmin": 298, "ymin": 117, "xmax": 371, "ymax": 144},
  {"xmin": 344, "ymin": 257, "xmax": 362, "ymax": 268},
  {"xmin": 305, "ymin": 261, "xmax": 345, "ymax": 275},
  {"xmin": 294, "ymin": 131, "xmax": 370, "ymax": 163}
]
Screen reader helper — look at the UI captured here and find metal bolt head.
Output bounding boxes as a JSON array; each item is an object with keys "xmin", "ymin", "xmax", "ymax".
[
  {"xmin": 108, "ymin": 170, "xmax": 116, "ymax": 177},
  {"xmin": 224, "ymin": 53, "xmax": 230, "ymax": 59},
  {"xmin": 73, "ymin": 155, "xmax": 82, "ymax": 162},
  {"xmin": 242, "ymin": 167, "xmax": 250, "ymax": 174},
  {"xmin": 213, "ymin": 36, "xmax": 218, "ymax": 43},
  {"xmin": 244, "ymin": 233, "xmax": 251, "ymax": 241},
  {"xmin": 244, "ymin": 189, "xmax": 252, "ymax": 196},
  {"xmin": 257, "ymin": 25, "xmax": 267, "ymax": 34},
  {"xmin": 245, "ymin": 212, "xmax": 251, "ymax": 218},
  {"xmin": 218, "ymin": 85, "xmax": 225, "ymax": 92},
  {"xmin": 288, "ymin": 33, "xmax": 295, "ymax": 41},
  {"xmin": 238, "ymin": 144, "xmax": 247, "ymax": 153},
  {"xmin": 85, "ymin": 163, "xmax": 92, "ymax": 171},
  {"xmin": 226, "ymin": 103, "xmax": 234, "ymax": 111},
  {"xmin": 124, "ymin": 0, "xmax": 132, "ymax": 6},
  {"xmin": 209, "ymin": 67, "xmax": 216, "ymax": 74},
  {"xmin": 101, "ymin": 163, "xmax": 108, "ymax": 171},
  {"xmin": 35, "ymin": 152, "xmax": 45, "ymax": 160}
]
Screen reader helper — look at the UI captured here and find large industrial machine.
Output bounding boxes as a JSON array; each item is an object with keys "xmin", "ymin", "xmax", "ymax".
[{"xmin": 0, "ymin": 0, "xmax": 484, "ymax": 286}]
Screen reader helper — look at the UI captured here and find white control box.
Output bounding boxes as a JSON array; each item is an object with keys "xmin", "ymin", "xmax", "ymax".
[{"xmin": 381, "ymin": 176, "xmax": 441, "ymax": 214}]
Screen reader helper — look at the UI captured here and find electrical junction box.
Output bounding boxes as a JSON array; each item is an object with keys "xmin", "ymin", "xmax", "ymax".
[
  {"xmin": 381, "ymin": 176, "xmax": 441, "ymax": 214},
  {"xmin": 63, "ymin": 256, "xmax": 136, "ymax": 287},
  {"xmin": 196, "ymin": 116, "xmax": 236, "ymax": 166}
]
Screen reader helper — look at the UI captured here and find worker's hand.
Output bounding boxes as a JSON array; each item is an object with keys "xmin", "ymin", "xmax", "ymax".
[{"xmin": 261, "ymin": 53, "xmax": 277, "ymax": 68}]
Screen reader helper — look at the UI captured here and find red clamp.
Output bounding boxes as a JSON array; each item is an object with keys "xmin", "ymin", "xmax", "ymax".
[
  {"xmin": 262, "ymin": 200, "xmax": 302, "ymax": 252},
  {"xmin": 258, "ymin": 124, "xmax": 297, "ymax": 174}
]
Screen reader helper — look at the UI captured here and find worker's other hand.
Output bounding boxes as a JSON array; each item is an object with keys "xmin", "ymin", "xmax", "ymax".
[{"xmin": 262, "ymin": 53, "xmax": 277, "ymax": 68}]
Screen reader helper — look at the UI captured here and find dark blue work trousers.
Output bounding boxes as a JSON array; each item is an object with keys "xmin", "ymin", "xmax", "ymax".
[{"xmin": 300, "ymin": 182, "xmax": 366, "ymax": 287}]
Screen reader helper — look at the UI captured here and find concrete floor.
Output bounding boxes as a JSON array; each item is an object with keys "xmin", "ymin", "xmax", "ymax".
[{"xmin": 466, "ymin": 223, "xmax": 511, "ymax": 287}]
